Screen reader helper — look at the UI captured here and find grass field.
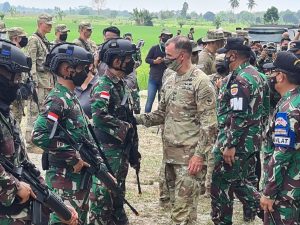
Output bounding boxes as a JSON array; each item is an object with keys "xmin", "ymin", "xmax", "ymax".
[{"xmin": 4, "ymin": 15, "xmax": 248, "ymax": 89}]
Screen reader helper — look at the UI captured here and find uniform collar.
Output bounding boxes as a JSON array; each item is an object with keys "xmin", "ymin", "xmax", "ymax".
[
  {"xmin": 234, "ymin": 62, "xmax": 250, "ymax": 74},
  {"xmin": 281, "ymin": 86, "xmax": 300, "ymax": 100},
  {"xmin": 175, "ymin": 65, "xmax": 196, "ymax": 81},
  {"xmin": 105, "ymin": 70, "xmax": 122, "ymax": 84},
  {"xmin": 56, "ymin": 83, "xmax": 76, "ymax": 97}
]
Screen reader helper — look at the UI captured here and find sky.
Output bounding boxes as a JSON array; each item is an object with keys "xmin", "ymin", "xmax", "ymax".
[{"xmin": 3, "ymin": 0, "xmax": 300, "ymax": 13}]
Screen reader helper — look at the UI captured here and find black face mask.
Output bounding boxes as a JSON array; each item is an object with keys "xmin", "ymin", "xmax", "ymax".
[
  {"xmin": 223, "ymin": 55, "xmax": 232, "ymax": 73},
  {"xmin": 268, "ymin": 76, "xmax": 277, "ymax": 93},
  {"xmin": 281, "ymin": 46, "xmax": 288, "ymax": 51},
  {"xmin": 0, "ymin": 75, "xmax": 19, "ymax": 106},
  {"xmin": 161, "ymin": 37, "xmax": 169, "ymax": 43},
  {"xmin": 19, "ymin": 36, "xmax": 28, "ymax": 48},
  {"xmin": 216, "ymin": 62, "xmax": 229, "ymax": 76},
  {"xmin": 71, "ymin": 68, "xmax": 88, "ymax": 87},
  {"xmin": 123, "ymin": 58, "xmax": 135, "ymax": 75},
  {"xmin": 59, "ymin": 33, "xmax": 68, "ymax": 42}
]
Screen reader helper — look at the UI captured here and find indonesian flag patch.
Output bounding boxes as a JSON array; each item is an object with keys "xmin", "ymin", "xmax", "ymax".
[
  {"xmin": 47, "ymin": 112, "xmax": 59, "ymax": 122},
  {"xmin": 100, "ymin": 91, "xmax": 110, "ymax": 100}
]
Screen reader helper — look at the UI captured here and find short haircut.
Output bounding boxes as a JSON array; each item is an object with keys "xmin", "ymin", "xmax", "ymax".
[
  {"xmin": 286, "ymin": 72, "xmax": 300, "ymax": 85},
  {"xmin": 166, "ymin": 36, "xmax": 192, "ymax": 55},
  {"xmin": 235, "ymin": 50, "xmax": 251, "ymax": 60},
  {"xmin": 103, "ymin": 26, "xmax": 120, "ymax": 37}
]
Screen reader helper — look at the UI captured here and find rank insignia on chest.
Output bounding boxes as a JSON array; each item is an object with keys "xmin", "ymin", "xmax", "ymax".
[
  {"xmin": 230, "ymin": 84, "xmax": 239, "ymax": 96},
  {"xmin": 273, "ymin": 112, "xmax": 296, "ymax": 149}
]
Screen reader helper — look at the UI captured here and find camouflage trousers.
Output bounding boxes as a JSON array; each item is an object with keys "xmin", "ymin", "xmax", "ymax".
[
  {"xmin": 264, "ymin": 200, "xmax": 300, "ymax": 225},
  {"xmin": 46, "ymin": 167, "xmax": 90, "ymax": 224},
  {"xmin": 211, "ymin": 151, "xmax": 261, "ymax": 225},
  {"xmin": 158, "ymin": 160, "xmax": 174, "ymax": 206},
  {"xmin": 0, "ymin": 208, "xmax": 31, "ymax": 225},
  {"xmin": 204, "ymin": 150, "xmax": 214, "ymax": 191},
  {"xmin": 89, "ymin": 147, "xmax": 129, "ymax": 225},
  {"xmin": 25, "ymin": 87, "xmax": 50, "ymax": 145},
  {"xmin": 165, "ymin": 163, "xmax": 205, "ymax": 225}
]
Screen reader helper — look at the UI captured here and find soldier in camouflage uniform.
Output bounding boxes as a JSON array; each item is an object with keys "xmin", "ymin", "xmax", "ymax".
[
  {"xmin": 198, "ymin": 30, "xmax": 225, "ymax": 75},
  {"xmin": 260, "ymin": 52, "xmax": 300, "ymax": 225},
  {"xmin": 211, "ymin": 38, "xmax": 268, "ymax": 224},
  {"xmin": 209, "ymin": 53, "xmax": 228, "ymax": 93},
  {"xmin": 90, "ymin": 38, "xmax": 138, "ymax": 225},
  {"xmin": 123, "ymin": 32, "xmax": 141, "ymax": 114},
  {"xmin": 73, "ymin": 22, "xmax": 97, "ymax": 54},
  {"xmin": 97, "ymin": 26, "xmax": 121, "ymax": 76},
  {"xmin": 53, "ymin": 24, "xmax": 70, "ymax": 45},
  {"xmin": 32, "ymin": 43, "xmax": 101, "ymax": 224},
  {"xmin": 25, "ymin": 14, "xmax": 54, "ymax": 149},
  {"xmin": 198, "ymin": 30, "xmax": 226, "ymax": 198},
  {"xmin": 0, "ymin": 41, "xmax": 78, "ymax": 225},
  {"xmin": 136, "ymin": 36, "xmax": 217, "ymax": 225},
  {"xmin": 0, "ymin": 21, "xmax": 7, "ymax": 39},
  {"xmin": 8, "ymin": 27, "xmax": 30, "ymax": 125}
]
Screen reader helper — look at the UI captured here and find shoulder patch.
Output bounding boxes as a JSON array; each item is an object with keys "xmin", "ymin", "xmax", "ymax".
[
  {"xmin": 230, "ymin": 84, "xmax": 239, "ymax": 96},
  {"xmin": 100, "ymin": 91, "xmax": 110, "ymax": 100},
  {"xmin": 274, "ymin": 112, "xmax": 296, "ymax": 149}
]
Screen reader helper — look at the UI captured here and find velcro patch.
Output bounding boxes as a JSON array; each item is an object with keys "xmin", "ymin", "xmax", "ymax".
[
  {"xmin": 100, "ymin": 91, "xmax": 110, "ymax": 100},
  {"xmin": 230, "ymin": 97, "xmax": 243, "ymax": 111},
  {"xmin": 230, "ymin": 84, "xmax": 239, "ymax": 96},
  {"xmin": 274, "ymin": 136, "xmax": 291, "ymax": 146}
]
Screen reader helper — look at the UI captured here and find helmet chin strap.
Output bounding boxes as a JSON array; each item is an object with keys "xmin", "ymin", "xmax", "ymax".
[{"xmin": 111, "ymin": 56, "xmax": 126, "ymax": 74}]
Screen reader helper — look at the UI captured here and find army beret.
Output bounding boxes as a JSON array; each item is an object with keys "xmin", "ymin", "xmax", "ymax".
[
  {"xmin": 263, "ymin": 51, "xmax": 300, "ymax": 75},
  {"xmin": 217, "ymin": 37, "xmax": 251, "ymax": 54}
]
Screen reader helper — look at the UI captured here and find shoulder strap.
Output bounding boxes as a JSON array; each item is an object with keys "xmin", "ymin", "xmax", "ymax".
[
  {"xmin": 78, "ymin": 38, "xmax": 91, "ymax": 52},
  {"xmin": 33, "ymin": 32, "xmax": 51, "ymax": 53}
]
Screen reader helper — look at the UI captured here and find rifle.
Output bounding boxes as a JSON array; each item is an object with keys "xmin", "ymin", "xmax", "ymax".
[
  {"xmin": 0, "ymin": 156, "xmax": 72, "ymax": 225},
  {"xmin": 28, "ymin": 72, "xmax": 40, "ymax": 112},
  {"xmin": 116, "ymin": 93, "xmax": 142, "ymax": 195},
  {"xmin": 55, "ymin": 123, "xmax": 139, "ymax": 216}
]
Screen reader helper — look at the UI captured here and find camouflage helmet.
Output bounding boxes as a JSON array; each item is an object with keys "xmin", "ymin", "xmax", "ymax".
[
  {"xmin": 0, "ymin": 40, "xmax": 31, "ymax": 73},
  {"xmin": 100, "ymin": 38, "xmax": 136, "ymax": 67},
  {"xmin": 45, "ymin": 43, "xmax": 93, "ymax": 74}
]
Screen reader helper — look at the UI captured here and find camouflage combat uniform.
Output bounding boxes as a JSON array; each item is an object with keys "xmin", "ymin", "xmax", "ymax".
[
  {"xmin": 136, "ymin": 65, "xmax": 217, "ymax": 225},
  {"xmin": 96, "ymin": 58, "xmax": 141, "ymax": 114},
  {"xmin": 262, "ymin": 86, "xmax": 300, "ymax": 225},
  {"xmin": 197, "ymin": 48, "xmax": 216, "ymax": 75},
  {"xmin": 90, "ymin": 70, "xmax": 132, "ymax": 224},
  {"xmin": 32, "ymin": 83, "xmax": 92, "ymax": 224},
  {"xmin": 211, "ymin": 62, "xmax": 267, "ymax": 224},
  {"xmin": 197, "ymin": 47, "xmax": 218, "ymax": 195},
  {"xmin": 26, "ymin": 32, "xmax": 52, "ymax": 146},
  {"xmin": 0, "ymin": 107, "xmax": 31, "ymax": 225},
  {"xmin": 158, "ymin": 68, "xmax": 176, "ymax": 206},
  {"xmin": 73, "ymin": 38, "xmax": 97, "ymax": 53},
  {"xmin": 124, "ymin": 69, "xmax": 141, "ymax": 114}
]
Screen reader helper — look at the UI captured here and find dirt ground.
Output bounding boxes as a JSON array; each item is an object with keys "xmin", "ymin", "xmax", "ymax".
[{"xmin": 26, "ymin": 91, "xmax": 263, "ymax": 225}]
